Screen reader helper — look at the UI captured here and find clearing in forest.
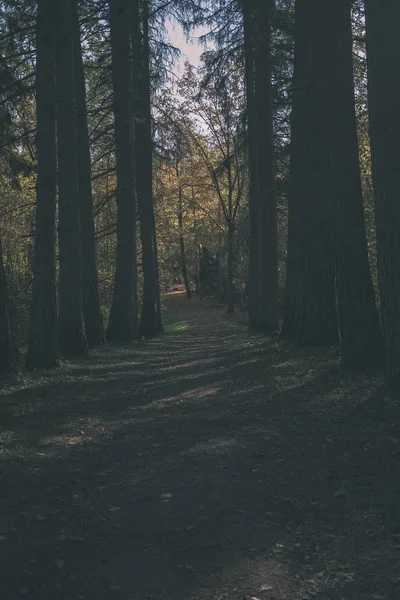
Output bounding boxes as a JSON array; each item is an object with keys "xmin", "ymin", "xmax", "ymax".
[{"xmin": 0, "ymin": 293, "xmax": 399, "ymax": 600}]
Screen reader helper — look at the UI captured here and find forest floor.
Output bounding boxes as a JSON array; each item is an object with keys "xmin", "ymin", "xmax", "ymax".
[{"xmin": 1, "ymin": 293, "xmax": 400, "ymax": 600}]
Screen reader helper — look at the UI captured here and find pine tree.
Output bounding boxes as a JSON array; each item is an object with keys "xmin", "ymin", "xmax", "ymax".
[
  {"xmin": 72, "ymin": 0, "xmax": 105, "ymax": 348},
  {"xmin": 107, "ymin": 0, "xmax": 139, "ymax": 341},
  {"xmin": 316, "ymin": 0, "xmax": 382, "ymax": 369},
  {"xmin": 243, "ymin": 0, "xmax": 279, "ymax": 332},
  {"xmin": 282, "ymin": 0, "xmax": 338, "ymax": 344},
  {"xmin": 132, "ymin": 0, "xmax": 160, "ymax": 337},
  {"xmin": 56, "ymin": 0, "xmax": 88, "ymax": 356}
]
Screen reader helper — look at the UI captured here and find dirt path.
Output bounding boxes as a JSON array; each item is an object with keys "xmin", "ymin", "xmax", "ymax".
[{"xmin": 1, "ymin": 294, "xmax": 400, "ymax": 600}]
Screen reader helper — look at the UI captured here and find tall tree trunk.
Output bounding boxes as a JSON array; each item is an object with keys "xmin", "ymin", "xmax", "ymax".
[
  {"xmin": 72, "ymin": 0, "xmax": 105, "ymax": 348},
  {"xmin": 27, "ymin": 0, "xmax": 58, "ymax": 368},
  {"xmin": 132, "ymin": 0, "xmax": 159, "ymax": 337},
  {"xmin": 365, "ymin": 0, "xmax": 399, "ymax": 381},
  {"xmin": 243, "ymin": 0, "xmax": 262, "ymax": 331},
  {"xmin": 226, "ymin": 221, "xmax": 235, "ymax": 314},
  {"xmin": 314, "ymin": 0, "xmax": 383, "ymax": 369},
  {"xmin": 256, "ymin": 0, "xmax": 279, "ymax": 331},
  {"xmin": 55, "ymin": 0, "xmax": 88, "ymax": 357},
  {"xmin": 107, "ymin": 0, "xmax": 138, "ymax": 342},
  {"xmin": 0, "ymin": 237, "xmax": 17, "ymax": 374},
  {"xmin": 178, "ymin": 185, "xmax": 191, "ymax": 299},
  {"xmin": 281, "ymin": 0, "xmax": 338, "ymax": 345}
]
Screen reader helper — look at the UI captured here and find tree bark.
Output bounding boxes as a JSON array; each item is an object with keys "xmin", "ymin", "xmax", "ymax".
[
  {"xmin": 365, "ymin": 0, "xmax": 399, "ymax": 381},
  {"xmin": 132, "ymin": 0, "xmax": 160, "ymax": 337},
  {"xmin": 0, "ymin": 236, "xmax": 17, "ymax": 374},
  {"xmin": 256, "ymin": 0, "xmax": 279, "ymax": 331},
  {"xmin": 314, "ymin": 0, "xmax": 383, "ymax": 369},
  {"xmin": 27, "ymin": 0, "xmax": 58, "ymax": 368},
  {"xmin": 282, "ymin": 0, "xmax": 338, "ymax": 345},
  {"xmin": 55, "ymin": 0, "xmax": 88, "ymax": 357},
  {"xmin": 107, "ymin": 0, "xmax": 139, "ymax": 342},
  {"xmin": 72, "ymin": 0, "xmax": 105, "ymax": 348},
  {"xmin": 153, "ymin": 210, "xmax": 164, "ymax": 332},
  {"xmin": 243, "ymin": 0, "xmax": 262, "ymax": 331}
]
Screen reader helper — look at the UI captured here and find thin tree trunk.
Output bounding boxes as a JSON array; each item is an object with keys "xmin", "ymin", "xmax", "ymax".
[
  {"xmin": 153, "ymin": 213, "xmax": 164, "ymax": 332},
  {"xmin": 132, "ymin": 0, "xmax": 159, "ymax": 337},
  {"xmin": 27, "ymin": 0, "xmax": 58, "ymax": 368},
  {"xmin": 0, "ymin": 236, "xmax": 17, "ymax": 374},
  {"xmin": 217, "ymin": 204, "xmax": 224, "ymax": 302},
  {"xmin": 72, "ymin": 0, "xmax": 105, "ymax": 348},
  {"xmin": 226, "ymin": 221, "xmax": 235, "ymax": 314},
  {"xmin": 178, "ymin": 185, "xmax": 191, "ymax": 299},
  {"xmin": 281, "ymin": 0, "xmax": 338, "ymax": 345},
  {"xmin": 107, "ymin": 0, "xmax": 139, "ymax": 342},
  {"xmin": 365, "ymin": 0, "xmax": 399, "ymax": 381},
  {"xmin": 315, "ymin": 0, "xmax": 383, "ymax": 369},
  {"xmin": 55, "ymin": 0, "xmax": 88, "ymax": 356},
  {"xmin": 256, "ymin": 0, "xmax": 279, "ymax": 332},
  {"xmin": 193, "ymin": 199, "xmax": 202, "ymax": 299}
]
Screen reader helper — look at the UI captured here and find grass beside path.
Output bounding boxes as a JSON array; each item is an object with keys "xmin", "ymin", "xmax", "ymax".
[{"xmin": 1, "ymin": 292, "xmax": 400, "ymax": 600}]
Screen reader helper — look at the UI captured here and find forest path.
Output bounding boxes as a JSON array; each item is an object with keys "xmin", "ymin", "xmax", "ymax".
[{"xmin": 1, "ymin": 293, "xmax": 399, "ymax": 600}]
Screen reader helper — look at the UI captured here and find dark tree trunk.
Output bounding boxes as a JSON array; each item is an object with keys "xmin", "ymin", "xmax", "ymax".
[
  {"xmin": 27, "ymin": 0, "xmax": 58, "ymax": 368},
  {"xmin": 107, "ymin": 0, "xmax": 139, "ymax": 342},
  {"xmin": 256, "ymin": 0, "xmax": 279, "ymax": 332},
  {"xmin": 0, "ymin": 237, "xmax": 17, "ymax": 374},
  {"xmin": 178, "ymin": 186, "xmax": 191, "ymax": 299},
  {"xmin": 243, "ymin": 0, "xmax": 262, "ymax": 331},
  {"xmin": 314, "ymin": 0, "xmax": 383, "ymax": 369},
  {"xmin": 72, "ymin": 0, "xmax": 105, "ymax": 348},
  {"xmin": 55, "ymin": 0, "xmax": 88, "ymax": 357},
  {"xmin": 282, "ymin": 0, "xmax": 338, "ymax": 345},
  {"xmin": 132, "ymin": 0, "xmax": 160, "ymax": 338},
  {"xmin": 226, "ymin": 221, "xmax": 235, "ymax": 314},
  {"xmin": 365, "ymin": 0, "xmax": 399, "ymax": 381},
  {"xmin": 243, "ymin": 0, "xmax": 279, "ymax": 332}
]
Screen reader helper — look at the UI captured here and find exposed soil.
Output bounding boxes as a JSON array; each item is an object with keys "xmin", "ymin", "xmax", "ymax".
[{"xmin": 1, "ymin": 293, "xmax": 400, "ymax": 600}]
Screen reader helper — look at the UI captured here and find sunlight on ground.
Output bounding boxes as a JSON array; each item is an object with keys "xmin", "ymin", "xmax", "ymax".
[{"xmin": 185, "ymin": 437, "xmax": 238, "ymax": 457}]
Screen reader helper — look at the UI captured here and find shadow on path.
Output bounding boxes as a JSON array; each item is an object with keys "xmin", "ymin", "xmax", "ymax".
[{"xmin": 0, "ymin": 294, "xmax": 399, "ymax": 599}]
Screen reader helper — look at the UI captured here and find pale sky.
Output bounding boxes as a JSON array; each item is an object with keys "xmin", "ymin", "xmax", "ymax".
[{"xmin": 166, "ymin": 20, "xmax": 209, "ymax": 73}]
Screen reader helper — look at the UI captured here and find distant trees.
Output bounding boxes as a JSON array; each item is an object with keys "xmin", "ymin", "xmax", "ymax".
[{"xmin": 177, "ymin": 62, "xmax": 247, "ymax": 313}]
